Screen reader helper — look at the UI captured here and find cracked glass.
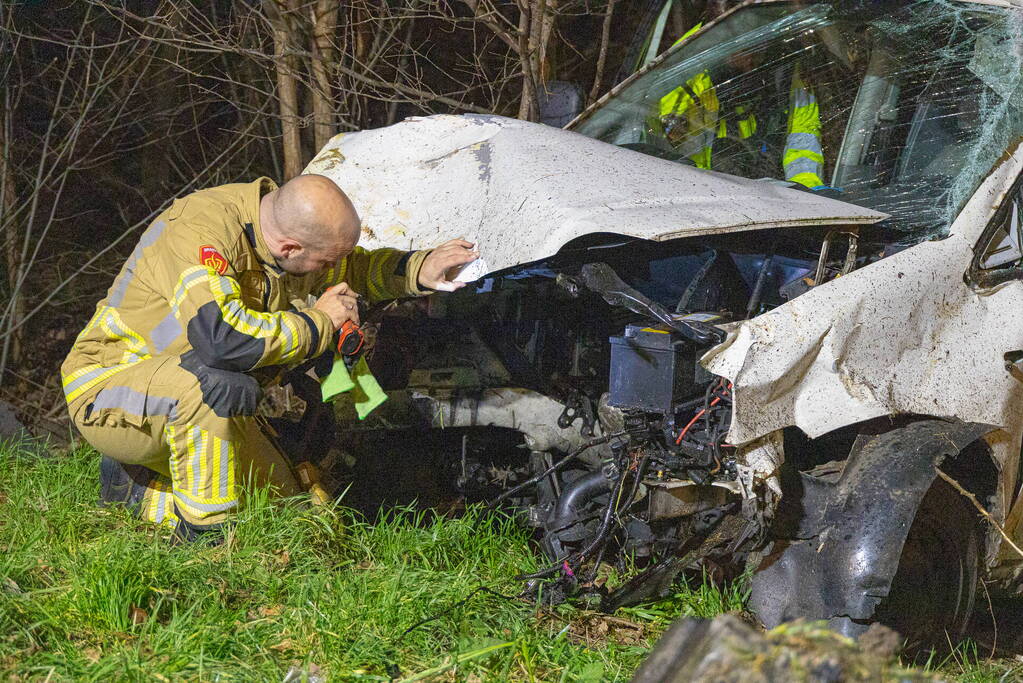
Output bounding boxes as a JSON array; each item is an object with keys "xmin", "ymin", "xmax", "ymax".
[{"xmin": 573, "ymin": 1, "xmax": 1023, "ymax": 246}]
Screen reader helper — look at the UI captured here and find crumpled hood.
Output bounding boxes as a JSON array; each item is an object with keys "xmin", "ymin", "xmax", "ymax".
[{"xmin": 305, "ymin": 114, "xmax": 887, "ymax": 276}]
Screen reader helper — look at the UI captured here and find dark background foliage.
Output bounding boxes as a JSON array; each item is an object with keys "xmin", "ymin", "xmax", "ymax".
[{"xmin": 0, "ymin": 0, "xmax": 726, "ymax": 438}]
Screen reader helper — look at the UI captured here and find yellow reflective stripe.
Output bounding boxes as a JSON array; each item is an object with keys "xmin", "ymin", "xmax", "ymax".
[
  {"xmin": 143, "ymin": 477, "xmax": 176, "ymax": 527},
  {"xmin": 62, "ymin": 361, "xmax": 105, "ymax": 387},
  {"xmin": 171, "ymin": 266, "xmax": 211, "ymax": 315},
  {"xmin": 166, "ymin": 424, "xmax": 184, "ymax": 489},
  {"xmin": 143, "ymin": 485, "xmax": 157, "ymax": 522},
  {"xmin": 207, "ymin": 434, "xmax": 235, "ymax": 501},
  {"xmin": 172, "ymin": 266, "xmax": 306, "ymax": 365},
  {"xmin": 281, "ymin": 316, "xmax": 300, "ymax": 356},
  {"xmin": 190, "ymin": 425, "xmax": 205, "ymax": 496},
  {"xmin": 174, "ymin": 486, "xmax": 239, "ymax": 513},
  {"xmin": 783, "ymin": 148, "xmax": 825, "ymax": 166},
  {"xmin": 670, "ymin": 21, "xmax": 702, "ymax": 48},
  {"xmin": 62, "ymin": 362, "xmax": 133, "ymax": 403},
  {"xmin": 210, "ymin": 435, "xmax": 223, "ymax": 501},
  {"xmin": 787, "ymin": 171, "xmax": 825, "ymax": 188},
  {"xmin": 658, "ymin": 72, "xmax": 718, "ymax": 118},
  {"xmin": 183, "ymin": 425, "xmax": 195, "ymax": 496},
  {"xmin": 784, "ymin": 66, "xmax": 822, "ymax": 188},
  {"xmin": 96, "ymin": 307, "xmax": 150, "ymax": 365},
  {"xmin": 80, "ymin": 305, "xmax": 106, "ymax": 336},
  {"xmin": 739, "ymin": 113, "xmax": 756, "ymax": 138},
  {"xmin": 166, "ymin": 424, "xmax": 239, "ymax": 520},
  {"xmin": 210, "ymin": 276, "xmax": 301, "ymax": 361},
  {"xmin": 222, "ymin": 435, "xmax": 235, "ymax": 500},
  {"xmin": 158, "ymin": 479, "xmax": 177, "ymax": 527},
  {"xmin": 147, "ymin": 487, "xmax": 160, "ymax": 523}
]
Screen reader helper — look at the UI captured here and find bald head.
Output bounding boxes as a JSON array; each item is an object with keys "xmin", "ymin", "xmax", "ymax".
[
  {"xmin": 273, "ymin": 174, "xmax": 360, "ymax": 248},
  {"xmin": 260, "ymin": 174, "xmax": 361, "ymax": 275}
]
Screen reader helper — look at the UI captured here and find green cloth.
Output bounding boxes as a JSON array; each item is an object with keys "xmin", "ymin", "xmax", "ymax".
[{"xmin": 320, "ymin": 355, "xmax": 388, "ymax": 419}]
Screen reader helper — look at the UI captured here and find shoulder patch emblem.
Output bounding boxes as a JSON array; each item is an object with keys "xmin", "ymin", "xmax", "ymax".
[{"xmin": 199, "ymin": 245, "xmax": 228, "ymax": 275}]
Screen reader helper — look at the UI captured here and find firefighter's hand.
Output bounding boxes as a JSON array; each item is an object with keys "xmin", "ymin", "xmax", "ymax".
[
  {"xmin": 418, "ymin": 239, "xmax": 480, "ymax": 292},
  {"xmin": 314, "ymin": 282, "xmax": 360, "ymax": 331}
]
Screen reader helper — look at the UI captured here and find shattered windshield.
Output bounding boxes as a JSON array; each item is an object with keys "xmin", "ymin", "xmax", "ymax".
[{"xmin": 572, "ymin": 1, "xmax": 1023, "ymax": 245}]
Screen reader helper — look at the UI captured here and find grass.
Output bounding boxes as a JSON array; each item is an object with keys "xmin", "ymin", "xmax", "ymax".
[
  {"xmin": 924, "ymin": 640, "xmax": 1023, "ymax": 683},
  {"xmin": 1, "ymin": 439, "xmax": 1021, "ymax": 682},
  {"xmin": 0, "ymin": 440, "xmax": 676, "ymax": 681}
]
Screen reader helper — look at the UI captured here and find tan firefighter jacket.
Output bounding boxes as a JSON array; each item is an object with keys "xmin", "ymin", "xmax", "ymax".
[{"xmin": 61, "ymin": 177, "xmax": 430, "ymax": 406}]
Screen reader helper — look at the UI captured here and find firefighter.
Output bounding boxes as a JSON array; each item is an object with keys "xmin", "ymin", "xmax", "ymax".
[
  {"xmin": 655, "ymin": 22, "xmax": 825, "ymax": 188},
  {"xmin": 654, "ymin": 22, "xmax": 720, "ymax": 169},
  {"xmin": 61, "ymin": 174, "xmax": 478, "ymax": 541}
]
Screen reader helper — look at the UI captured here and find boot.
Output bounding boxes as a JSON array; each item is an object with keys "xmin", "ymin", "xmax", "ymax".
[{"xmin": 98, "ymin": 455, "xmax": 154, "ymax": 515}]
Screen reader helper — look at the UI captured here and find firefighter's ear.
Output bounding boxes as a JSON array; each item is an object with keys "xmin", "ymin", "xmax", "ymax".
[{"xmin": 278, "ymin": 238, "xmax": 302, "ymax": 259}]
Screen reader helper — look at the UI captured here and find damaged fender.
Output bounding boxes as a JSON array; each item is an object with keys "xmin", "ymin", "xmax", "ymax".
[
  {"xmin": 704, "ymin": 144, "xmax": 1023, "ymax": 567},
  {"xmin": 750, "ymin": 419, "xmax": 996, "ymax": 637}
]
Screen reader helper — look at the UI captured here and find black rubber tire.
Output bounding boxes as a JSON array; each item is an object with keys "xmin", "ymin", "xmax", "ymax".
[{"xmin": 873, "ymin": 476, "xmax": 981, "ymax": 648}]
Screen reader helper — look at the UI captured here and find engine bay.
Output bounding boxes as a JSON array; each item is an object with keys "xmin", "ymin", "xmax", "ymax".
[{"xmin": 317, "ymin": 226, "xmax": 873, "ymax": 608}]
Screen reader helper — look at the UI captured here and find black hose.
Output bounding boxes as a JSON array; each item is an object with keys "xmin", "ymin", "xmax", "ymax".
[
  {"xmin": 514, "ymin": 466, "xmax": 629, "ymax": 582},
  {"xmin": 621, "ymin": 451, "xmax": 652, "ymax": 524},
  {"xmin": 546, "ymin": 470, "xmax": 611, "ymax": 532},
  {"xmin": 487, "ymin": 431, "xmax": 629, "ymax": 509},
  {"xmin": 585, "ymin": 451, "xmax": 652, "ymax": 583},
  {"xmin": 573, "ymin": 466, "xmax": 628, "ymax": 561}
]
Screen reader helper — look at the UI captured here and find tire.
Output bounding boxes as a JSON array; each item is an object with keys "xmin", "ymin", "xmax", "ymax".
[{"xmin": 873, "ymin": 476, "xmax": 981, "ymax": 648}]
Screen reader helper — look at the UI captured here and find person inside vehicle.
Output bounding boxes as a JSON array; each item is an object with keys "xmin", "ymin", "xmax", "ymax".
[
  {"xmin": 653, "ymin": 3, "xmax": 825, "ymax": 189},
  {"xmin": 60, "ymin": 174, "xmax": 478, "ymax": 542}
]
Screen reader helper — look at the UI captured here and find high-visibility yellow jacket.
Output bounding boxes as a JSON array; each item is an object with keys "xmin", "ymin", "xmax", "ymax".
[
  {"xmin": 656, "ymin": 23, "xmax": 719, "ymax": 169},
  {"xmin": 782, "ymin": 65, "xmax": 824, "ymax": 189},
  {"xmin": 656, "ymin": 25, "xmax": 824, "ymax": 187},
  {"xmin": 61, "ymin": 178, "xmax": 430, "ymax": 405}
]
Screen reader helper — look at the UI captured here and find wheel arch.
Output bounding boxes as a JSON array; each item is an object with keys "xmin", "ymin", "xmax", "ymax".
[{"xmin": 750, "ymin": 416, "xmax": 997, "ymax": 638}]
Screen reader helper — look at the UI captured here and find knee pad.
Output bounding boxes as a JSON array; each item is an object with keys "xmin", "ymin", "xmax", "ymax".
[{"xmin": 179, "ymin": 350, "xmax": 262, "ymax": 418}]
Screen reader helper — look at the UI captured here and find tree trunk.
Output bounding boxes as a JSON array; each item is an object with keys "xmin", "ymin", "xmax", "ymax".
[
  {"xmin": 516, "ymin": 4, "xmax": 536, "ymax": 120},
  {"xmin": 0, "ymin": 92, "xmax": 20, "ymax": 372},
  {"xmin": 266, "ymin": 0, "xmax": 303, "ymax": 180},
  {"xmin": 140, "ymin": 0, "xmax": 179, "ymax": 197},
  {"xmin": 589, "ymin": 0, "xmax": 617, "ymax": 105},
  {"xmin": 309, "ymin": 0, "xmax": 339, "ymax": 151}
]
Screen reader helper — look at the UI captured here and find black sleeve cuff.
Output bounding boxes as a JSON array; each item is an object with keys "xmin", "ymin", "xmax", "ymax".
[{"xmin": 294, "ymin": 310, "xmax": 321, "ymax": 357}]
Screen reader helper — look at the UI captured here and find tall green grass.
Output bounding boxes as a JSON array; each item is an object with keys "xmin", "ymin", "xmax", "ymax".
[
  {"xmin": 0, "ymin": 441, "xmax": 666, "ymax": 681},
  {"xmin": 923, "ymin": 639, "xmax": 1023, "ymax": 683},
  {"xmin": 2, "ymin": 439, "xmax": 1019, "ymax": 682}
]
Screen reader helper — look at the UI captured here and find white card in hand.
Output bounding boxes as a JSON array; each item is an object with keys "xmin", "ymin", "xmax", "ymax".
[{"xmin": 452, "ymin": 257, "xmax": 489, "ymax": 283}]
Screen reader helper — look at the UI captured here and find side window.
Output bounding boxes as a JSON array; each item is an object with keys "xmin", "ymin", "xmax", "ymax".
[{"xmin": 971, "ymin": 181, "xmax": 1023, "ymax": 287}]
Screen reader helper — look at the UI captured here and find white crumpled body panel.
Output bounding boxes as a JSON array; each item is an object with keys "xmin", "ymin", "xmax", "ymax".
[
  {"xmin": 703, "ymin": 145, "xmax": 1023, "ymax": 561},
  {"xmin": 304, "ymin": 115, "xmax": 885, "ymax": 275}
]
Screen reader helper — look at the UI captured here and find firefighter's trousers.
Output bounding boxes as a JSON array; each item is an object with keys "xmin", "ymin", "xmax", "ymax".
[{"xmin": 68, "ymin": 353, "xmax": 301, "ymax": 532}]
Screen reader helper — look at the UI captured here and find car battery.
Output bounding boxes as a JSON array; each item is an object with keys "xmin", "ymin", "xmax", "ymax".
[{"xmin": 608, "ymin": 321, "xmax": 704, "ymax": 414}]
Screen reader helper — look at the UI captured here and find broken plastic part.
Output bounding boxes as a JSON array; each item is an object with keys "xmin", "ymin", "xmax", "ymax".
[{"xmin": 578, "ymin": 263, "xmax": 725, "ymax": 344}]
